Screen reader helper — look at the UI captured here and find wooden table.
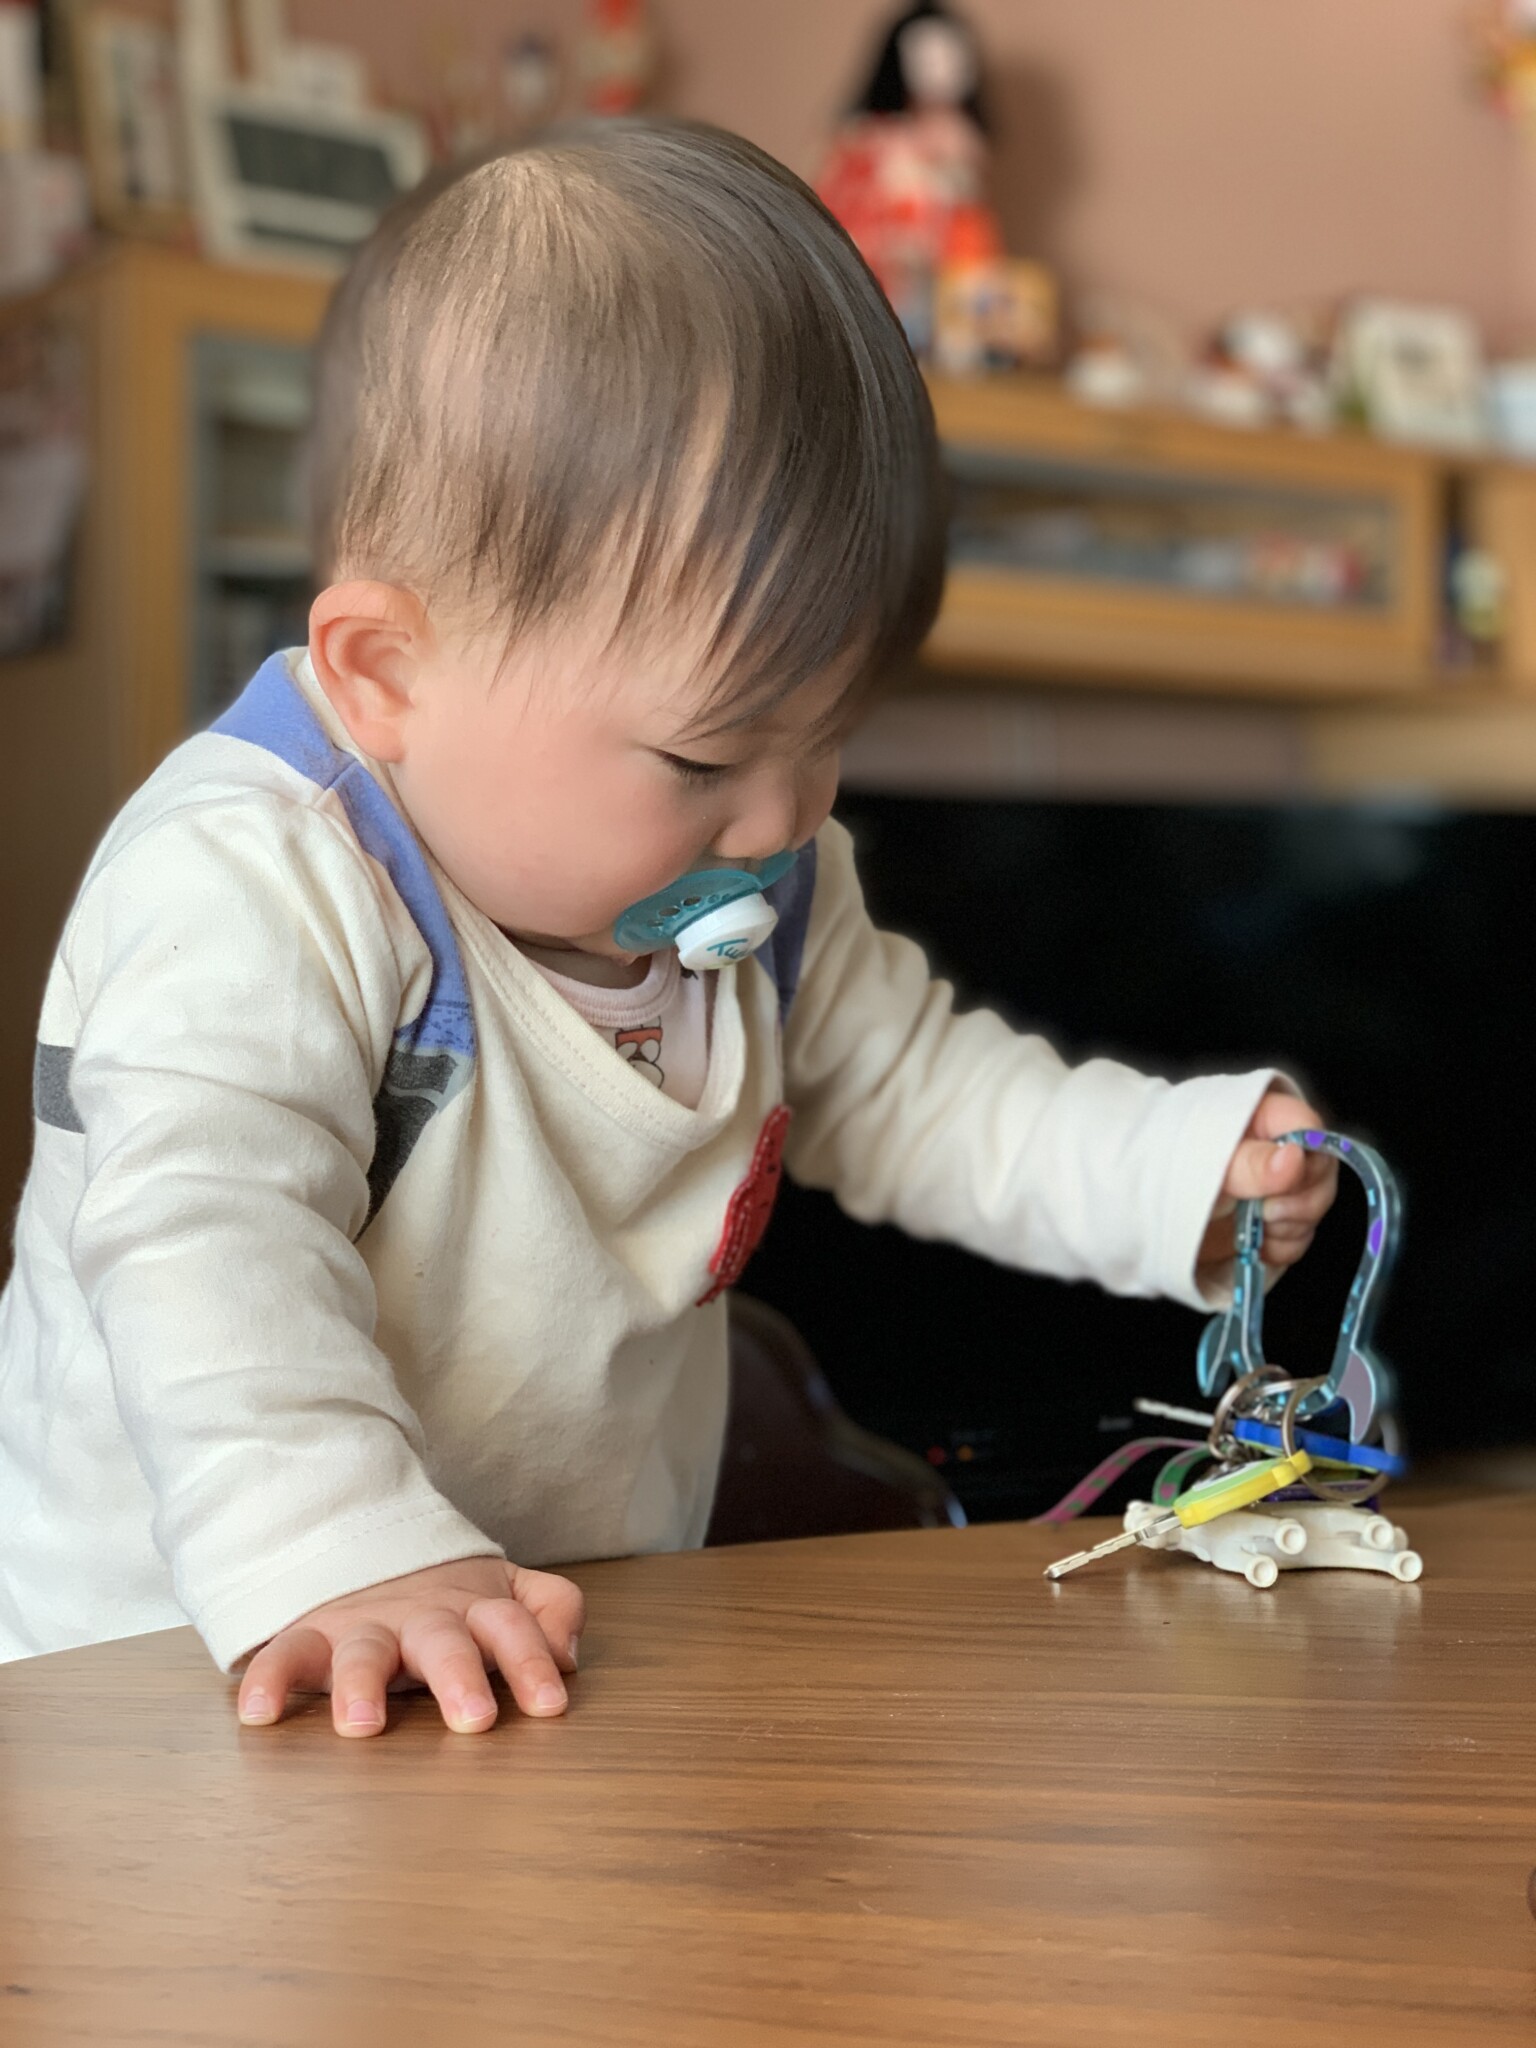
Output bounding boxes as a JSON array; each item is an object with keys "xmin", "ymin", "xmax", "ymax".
[{"xmin": 3, "ymin": 1497, "xmax": 1535, "ymax": 2046}]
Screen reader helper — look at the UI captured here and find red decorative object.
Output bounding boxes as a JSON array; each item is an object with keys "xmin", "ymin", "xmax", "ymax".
[
  {"xmin": 696, "ymin": 1104, "xmax": 792, "ymax": 1306},
  {"xmin": 579, "ymin": 0, "xmax": 654, "ymax": 116}
]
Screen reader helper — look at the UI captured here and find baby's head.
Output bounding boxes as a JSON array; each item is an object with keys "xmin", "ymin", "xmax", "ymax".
[{"xmin": 307, "ymin": 119, "xmax": 944, "ymax": 959}]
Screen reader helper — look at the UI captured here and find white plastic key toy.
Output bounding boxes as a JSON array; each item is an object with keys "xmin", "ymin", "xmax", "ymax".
[
  {"xmin": 1042, "ymin": 1451, "xmax": 1314, "ymax": 1580},
  {"xmin": 1124, "ymin": 1498, "xmax": 1424, "ymax": 1588}
]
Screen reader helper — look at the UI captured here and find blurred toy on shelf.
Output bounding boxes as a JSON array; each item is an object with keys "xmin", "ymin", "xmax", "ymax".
[
  {"xmin": 1040, "ymin": 1130, "xmax": 1422, "ymax": 1591},
  {"xmin": 1332, "ymin": 299, "xmax": 1490, "ymax": 450},
  {"xmin": 1486, "ymin": 358, "xmax": 1536, "ymax": 457},
  {"xmin": 1473, "ymin": 0, "xmax": 1536, "ymax": 131},
  {"xmin": 818, "ymin": 1, "xmax": 1007, "ymax": 358},
  {"xmin": 503, "ymin": 33, "xmax": 558, "ymax": 130},
  {"xmin": 1063, "ymin": 288, "xmax": 1189, "ymax": 411},
  {"xmin": 1185, "ymin": 310, "xmax": 1334, "ymax": 432},
  {"xmin": 932, "ymin": 201, "xmax": 1056, "ymax": 374},
  {"xmin": 579, "ymin": 0, "xmax": 654, "ymax": 117},
  {"xmin": 0, "ymin": 4, "xmax": 87, "ymax": 294},
  {"xmin": 1449, "ymin": 545, "xmax": 1508, "ymax": 653}
]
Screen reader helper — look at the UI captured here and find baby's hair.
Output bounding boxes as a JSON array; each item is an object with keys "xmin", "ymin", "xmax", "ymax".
[{"xmin": 308, "ymin": 118, "xmax": 946, "ymax": 724}]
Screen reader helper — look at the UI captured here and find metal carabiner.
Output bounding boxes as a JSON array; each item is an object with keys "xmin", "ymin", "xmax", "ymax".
[{"xmin": 1193, "ymin": 1129, "xmax": 1402, "ymax": 1444}]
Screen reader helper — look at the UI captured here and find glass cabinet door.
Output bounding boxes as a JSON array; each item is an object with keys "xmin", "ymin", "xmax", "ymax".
[
  {"xmin": 189, "ymin": 333, "xmax": 314, "ymax": 724},
  {"xmin": 945, "ymin": 446, "xmax": 1400, "ymax": 616}
]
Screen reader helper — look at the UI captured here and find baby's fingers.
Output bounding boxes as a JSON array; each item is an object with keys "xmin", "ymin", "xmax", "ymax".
[
  {"xmin": 329, "ymin": 1620, "xmax": 404, "ymax": 1738},
  {"xmin": 467, "ymin": 1596, "xmax": 570, "ymax": 1719},
  {"xmin": 238, "ymin": 1624, "xmax": 334, "ymax": 1727},
  {"xmin": 399, "ymin": 1608, "xmax": 498, "ymax": 1734},
  {"xmin": 507, "ymin": 1563, "xmax": 586, "ymax": 1673}
]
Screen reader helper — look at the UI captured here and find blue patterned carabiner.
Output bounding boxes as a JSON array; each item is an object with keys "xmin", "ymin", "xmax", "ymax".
[
  {"xmin": 1195, "ymin": 1195, "xmax": 1269, "ymax": 1404},
  {"xmin": 1194, "ymin": 1129, "xmax": 1401, "ymax": 1443}
]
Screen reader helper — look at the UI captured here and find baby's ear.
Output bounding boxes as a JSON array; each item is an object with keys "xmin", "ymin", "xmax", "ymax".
[{"xmin": 308, "ymin": 581, "xmax": 431, "ymax": 763}]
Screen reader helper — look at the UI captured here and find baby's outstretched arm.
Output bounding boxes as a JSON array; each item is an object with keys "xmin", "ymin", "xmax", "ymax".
[
  {"xmin": 782, "ymin": 821, "xmax": 1334, "ymax": 1308},
  {"xmin": 238, "ymin": 1557, "xmax": 584, "ymax": 1737}
]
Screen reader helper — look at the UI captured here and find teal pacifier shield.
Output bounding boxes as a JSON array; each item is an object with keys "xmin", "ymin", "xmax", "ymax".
[{"xmin": 613, "ymin": 850, "xmax": 796, "ymax": 953}]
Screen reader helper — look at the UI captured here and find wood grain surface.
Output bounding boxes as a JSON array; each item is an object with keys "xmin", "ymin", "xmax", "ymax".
[{"xmin": 3, "ymin": 1497, "xmax": 1535, "ymax": 2046}]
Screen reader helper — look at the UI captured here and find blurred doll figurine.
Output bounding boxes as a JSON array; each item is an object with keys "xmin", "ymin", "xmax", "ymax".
[
  {"xmin": 579, "ymin": 0, "xmax": 654, "ymax": 116},
  {"xmin": 817, "ymin": 1, "xmax": 994, "ymax": 352}
]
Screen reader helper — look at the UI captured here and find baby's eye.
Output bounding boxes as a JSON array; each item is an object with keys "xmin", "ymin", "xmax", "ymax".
[{"xmin": 659, "ymin": 752, "xmax": 733, "ymax": 784}]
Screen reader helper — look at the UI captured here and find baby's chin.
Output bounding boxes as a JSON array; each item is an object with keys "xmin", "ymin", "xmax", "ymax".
[{"xmin": 498, "ymin": 919, "xmax": 642, "ymax": 965}]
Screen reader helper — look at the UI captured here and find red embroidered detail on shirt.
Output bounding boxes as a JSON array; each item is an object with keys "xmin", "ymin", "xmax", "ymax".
[{"xmin": 696, "ymin": 1104, "xmax": 791, "ymax": 1306}]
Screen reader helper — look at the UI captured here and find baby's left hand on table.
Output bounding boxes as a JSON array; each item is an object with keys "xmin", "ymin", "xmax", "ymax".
[{"xmin": 1197, "ymin": 1089, "xmax": 1339, "ymax": 1289}]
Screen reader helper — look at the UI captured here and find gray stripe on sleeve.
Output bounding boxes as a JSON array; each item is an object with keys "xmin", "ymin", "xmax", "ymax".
[
  {"xmin": 34, "ymin": 1043, "xmax": 84, "ymax": 1134},
  {"xmin": 365, "ymin": 1044, "xmax": 472, "ymax": 1226}
]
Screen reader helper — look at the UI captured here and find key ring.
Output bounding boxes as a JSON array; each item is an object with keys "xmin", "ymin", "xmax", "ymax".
[{"xmin": 1272, "ymin": 1375, "xmax": 1379, "ymax": 1505}]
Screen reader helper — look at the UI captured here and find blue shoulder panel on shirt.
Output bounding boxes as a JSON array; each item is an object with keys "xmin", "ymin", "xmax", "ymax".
[
  {"xmin": 215, "ymin": 654, "xmax": 475, "ymax": 1059},
  {"xmin": 214, "ymin": 653, "xmax": 475, "ymax": 1221}
]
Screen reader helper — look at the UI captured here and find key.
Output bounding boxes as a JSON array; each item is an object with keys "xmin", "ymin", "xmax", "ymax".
[
  {"xmin": 1134, "ymin": 1396, "xmax": 1218, "ymax": 1430},
  {"xmin": 1043, "ymin": 1451, "xmax": 1314, "ymax": 1579}
]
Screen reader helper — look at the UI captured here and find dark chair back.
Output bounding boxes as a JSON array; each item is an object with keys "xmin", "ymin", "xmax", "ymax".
[{"xmin": 706, "ymin": 1294, "xmax": 966, "ymax": 1547}]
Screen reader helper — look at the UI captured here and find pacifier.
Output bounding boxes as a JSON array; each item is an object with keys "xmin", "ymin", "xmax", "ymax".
[{"xmin": 612, "ymin": 850, "xmax": 797, "ymax": 970}]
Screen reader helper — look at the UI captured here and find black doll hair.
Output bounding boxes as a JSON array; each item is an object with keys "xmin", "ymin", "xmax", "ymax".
[{"xmin": 852, "ymin": 1, "xmax": 988, "ymax": 133}]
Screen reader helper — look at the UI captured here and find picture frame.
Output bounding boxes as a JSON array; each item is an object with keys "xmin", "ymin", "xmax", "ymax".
[
  {"xmin": 1335, "ymin": 300, "xmax": 1490, "ymax": 452},
  {"xmin": 69, "ymin": 3, "xmax": 194, "ymax": 240},
  {"xmin": 181, "ymin": 80, "xmax": 427, "ymax": 274}
]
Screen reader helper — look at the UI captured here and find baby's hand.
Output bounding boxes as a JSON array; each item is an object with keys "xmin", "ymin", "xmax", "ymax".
[
  {"xmin": 236, "ymin": 1556, "xmax": 584, "ymax": 1738},
  {"xmin": 1198, "ymin": 1089, "xmax": 1339, "ymax": 1288}
]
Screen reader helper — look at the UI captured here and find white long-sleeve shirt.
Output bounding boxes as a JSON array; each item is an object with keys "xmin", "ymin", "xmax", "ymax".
[{"xmin": 0, "ymin": 650, "xmax": 1276, "ymax": 1670}]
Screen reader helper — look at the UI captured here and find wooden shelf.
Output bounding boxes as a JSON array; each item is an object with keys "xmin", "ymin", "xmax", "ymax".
[{"xmin": 924, "ymin": 372, "xmax": 1536, "ymax": 703}]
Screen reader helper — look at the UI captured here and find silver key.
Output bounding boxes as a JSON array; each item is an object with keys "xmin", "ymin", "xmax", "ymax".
[{"xmin": 1044, "ymin": 1515, "xmax": 1178, "ymax": 1579}]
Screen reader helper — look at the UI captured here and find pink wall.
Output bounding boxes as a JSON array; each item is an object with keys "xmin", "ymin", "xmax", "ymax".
[{"xmin": 279, "ymin": 0, "xmax": 1533, "ymax": 345}]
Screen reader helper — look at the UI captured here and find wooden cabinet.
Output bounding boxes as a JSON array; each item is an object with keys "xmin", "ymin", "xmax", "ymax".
[
  {"xmin": 926, "ymin": 376, "xmax": 1442, "ymax": 695},
  {"xmin": 925, "ymin": 374, "xmax": 1536, "ymax": 702},
  {"xmin": 0, "ymin": 243, "xmax": 330, "ymax": 1212}
]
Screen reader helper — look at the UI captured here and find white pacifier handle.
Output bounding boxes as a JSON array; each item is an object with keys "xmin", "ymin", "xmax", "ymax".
[{"xmin": 674, "ymin": 895, "xmax": 779, "ymax": 971}]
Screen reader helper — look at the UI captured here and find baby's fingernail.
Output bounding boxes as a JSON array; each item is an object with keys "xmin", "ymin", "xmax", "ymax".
[
  {"xmin": 455, "ymin": 1694, "xmax": 495, "ymax": 1726},
  {"xmin": 345, "ymin": 1700, "xmax": 384, "ymax": 1729},
  {"xmin": 240, "ymin": 1691, "xmax": 273, "ymax": 1723},
  {"xmin": 534, "ymin": 1683, "xmax": 567, "ymax": 1713},
  {"xmin": 567, "ymin": 1635, "xmax": 580, "ymax": 1669},
  {"xmin": 1269, "ymin": 1146, "xmax": 1291, "ymax": 1175}
]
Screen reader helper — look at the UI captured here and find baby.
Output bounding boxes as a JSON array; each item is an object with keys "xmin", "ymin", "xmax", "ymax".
[{"xmin": 0, "ymin": 121, "xmax": 1335, "ymax": 1732}]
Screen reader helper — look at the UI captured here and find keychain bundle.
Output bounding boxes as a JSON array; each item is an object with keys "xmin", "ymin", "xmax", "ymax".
[{"xmin": 1041, "ymin": 1130, "xmax": 1423, "ymax": 1588}]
